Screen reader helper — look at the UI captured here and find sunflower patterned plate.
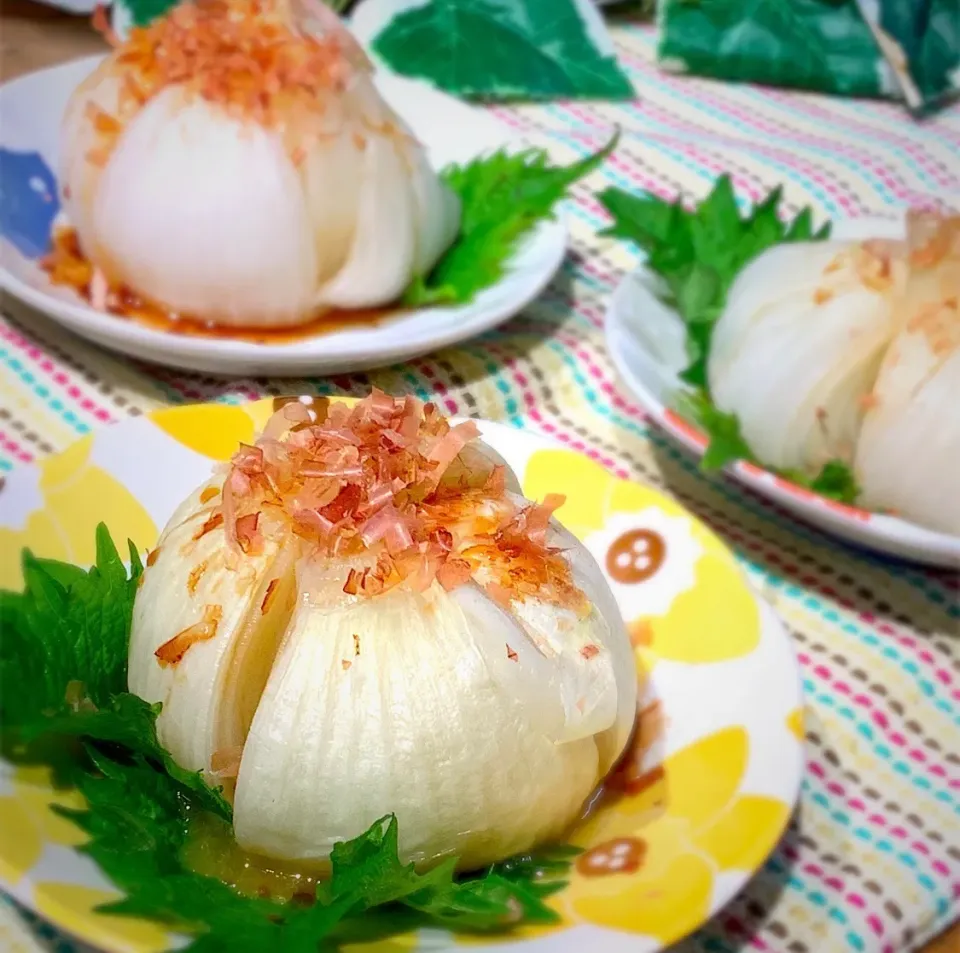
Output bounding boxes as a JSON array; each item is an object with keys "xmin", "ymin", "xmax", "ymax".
[{"xmin": 0, "ymin": 400, "xmax": 804, "ymax": 953}]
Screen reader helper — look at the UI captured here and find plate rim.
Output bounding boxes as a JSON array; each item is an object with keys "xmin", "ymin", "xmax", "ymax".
[
  {"xmin": 604, "ymin": 216, "xmax": 960, "ymax": 569},
  {"xmin": 0, "ymin": 404, "xmax": 805, "ymax": 953},
  {"xmin": 0, "ymin": 220, "xmax": 567, "ymax": 374}
]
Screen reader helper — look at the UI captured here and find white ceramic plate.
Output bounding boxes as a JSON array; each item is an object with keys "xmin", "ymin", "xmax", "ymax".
[
  {"xmin": 606, "ymin": 215, "xmax": 960, "ymax": 569},
  {"xmin": 0, "ymin": 57, "xmax": 566, "ymax": 376},
  {"xmin": 0, "ymin": 401, "xmax": 804, "ymax": 953}
]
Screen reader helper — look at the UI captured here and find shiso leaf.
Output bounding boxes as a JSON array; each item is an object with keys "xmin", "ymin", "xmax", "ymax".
[
  {"xmin": 598, "ymin": 175, "xmax": 830, "ymax": 387},
  {"xmin": 0, "ymin": 524, "xmax": 141, "ymax": 734},
  {"xmin": 678, "ymin": 390, "xmax": 861, "ymax": 504},
  {"xmin": 372, "ymin": 0, "xmax": 633, "ymax": 102},
  {"xmin": 1, "ymin": 527, "xmax": 578, "ymax": 950},
  {"xmin": 404, "ymin": 135, "xmax": 618, "ymax": 307},
  {"xmin": 600, "ymin": 177, "xmax": 858, "ymax": 504}
]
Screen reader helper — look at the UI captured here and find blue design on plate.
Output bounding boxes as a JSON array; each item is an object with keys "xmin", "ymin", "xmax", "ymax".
[{"xmin": 0, "ymin": 149, "xmax": 60, "ymax": 260}]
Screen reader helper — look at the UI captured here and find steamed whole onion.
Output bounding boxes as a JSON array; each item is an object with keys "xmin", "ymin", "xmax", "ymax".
[
  {"xmin": 58, "ymin": 0, "xmax": 460, "ymax": 327},
  {"xmin": 128, "ymin": 394, "xmax": 637, "ymax": 870},
  {"xmin": 705, "ymin": 210, "xmax": 960, "ymax": 535},
  {"xmin": 707, "ymin": 238, "xmax": 906, "ymax": 474}
]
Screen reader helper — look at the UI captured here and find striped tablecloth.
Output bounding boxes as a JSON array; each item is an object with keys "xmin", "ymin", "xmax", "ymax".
[{"xmin": 2, "ymin": 19, "xmax": 959, "ymax": 953}]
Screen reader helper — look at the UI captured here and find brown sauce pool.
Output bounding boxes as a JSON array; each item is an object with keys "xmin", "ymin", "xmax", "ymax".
[
  {"xmin": 580, "ymin": 700, "xmax": 666, "ymax": 819},
  {"xmin": 42, "ymin": 227, "xmax": 403, "ymax": 345}
]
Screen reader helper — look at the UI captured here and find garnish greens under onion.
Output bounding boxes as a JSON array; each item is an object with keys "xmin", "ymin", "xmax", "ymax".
[
  {"xmin": 0, "ymin": 526, "xmax": 580, "ymax": 951},
  {"xmin": 404, "ymin": 135, "xmax": 618, "ymax": 307},
  {"xmin": 598, "ymin": 177, "xmax": 861, "ymax": 505}
]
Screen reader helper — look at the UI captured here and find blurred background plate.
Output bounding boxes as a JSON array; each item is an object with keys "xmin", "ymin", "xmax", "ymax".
[
  {"xmin": 0, "ymin": 56, "xmax": 567, "ymax": 376},
  {"xmin": 605, "ymin": 214, "xmax": 960, "ymax": 569}
]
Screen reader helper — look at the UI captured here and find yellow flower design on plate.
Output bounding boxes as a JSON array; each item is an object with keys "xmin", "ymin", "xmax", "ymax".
[
  {"xmin": 787, "ymin": 707, "xmax": 805, "ymax": 741},
  {"xmin": 0, "ymin": 797, "xmax": 42, "ymax": 886},
  {"xmin": 343, "ymin": 936, "xmax": 418, "ymax": 952},
  {"xmin": 556, "ymin": 727, "xmax": 789, "ymax": 944},
  {"xmin": 34, "ymin": 885, "xmax": 174, "ymax": 953},
  {"xmin": 12, "ymin": 766, "xmax": 87, "ymax": 848},
  {"xmin": 0, "ymin": 766, "xmax": 88, "ymax": 887},
  {"xmin": 523, "ymin": 449, "xmax": 759, "ymax": 664},
  {"xmin": 0, "ymin": 436, "xmax": 156, "ymax": 589},
  {"xmin": 150, "ymin": 404, "xmax": 257, "ymax": 461},
  {"xmin": 148, "ymin": 397, "xmax": 357, "ymax": 459}
]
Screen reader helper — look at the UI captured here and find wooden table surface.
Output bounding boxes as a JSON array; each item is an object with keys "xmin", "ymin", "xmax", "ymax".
[{"xmin": 0, "ymin": 3, "xmax": 957, "ymax": 952}]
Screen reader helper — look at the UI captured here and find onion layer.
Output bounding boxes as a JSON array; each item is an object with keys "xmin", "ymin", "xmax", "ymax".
[
  {"xmin": 708, "ymin": 239, "xmax": 905, "ymax": 474},
  {"xmin": 855, "ymin": 213, "xmax": 960, "ymax": 532}
]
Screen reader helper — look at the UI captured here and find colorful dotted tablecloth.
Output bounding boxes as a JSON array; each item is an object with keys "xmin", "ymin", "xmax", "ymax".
[{"xmin": 1, "ymin": 17, "xmax": 959, "ymax": 953}]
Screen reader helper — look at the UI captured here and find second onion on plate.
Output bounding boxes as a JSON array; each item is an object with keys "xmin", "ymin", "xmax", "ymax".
[
  {"xmin": 0, "ymin": 49, "xmax": 567, "ymax": 376},
  {"xmin": 606, "ymin": 214, "xmax": 960, "ymax": 569}
]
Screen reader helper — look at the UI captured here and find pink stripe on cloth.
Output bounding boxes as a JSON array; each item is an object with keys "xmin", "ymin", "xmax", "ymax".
[
  {"xmin": 0, "ymin": 326, "xmax": 114, "ymax": 423},
  {"xmin": 0, "ymin": 430, "xmax": 33, "ymax": 464}
]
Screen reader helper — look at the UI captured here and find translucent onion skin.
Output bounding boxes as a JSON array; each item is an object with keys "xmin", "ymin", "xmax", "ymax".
[
  {"xmin": 707, "ymin": 240, "xmax": 903, "ymax": 475},
  {"xmin": 58, "ymin": 9, "xmax": 461, "ymax": 328},
  {"xmin": 129, "ymin": 459, "xmax": 636, "ymax": 872},
  {"xmin": 855, "ymin": 215, "xmax": 960, "ymax": 533},
  {"xmin": 855, "ymin": 328, "xmax": 960, "ymax": 533},
  {"xmin": 128, "ymin": 482, "xmax": 294, "ymax": 773}
]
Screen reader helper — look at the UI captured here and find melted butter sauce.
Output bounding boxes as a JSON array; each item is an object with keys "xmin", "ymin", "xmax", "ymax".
[
  {"xmin": 42, "ymin": 227, "xmax": 401, "ymax": 346},
  {"xmin": 181, "ymin": 808, "xmax": 326, "ymax": 903}
]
